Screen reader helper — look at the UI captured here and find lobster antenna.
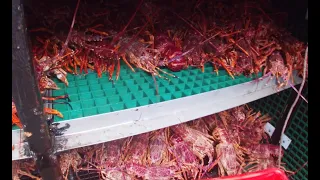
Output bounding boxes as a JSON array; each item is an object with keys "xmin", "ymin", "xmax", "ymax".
[
  {"xmin": 59, "ymin": 0, "xmax": 81, "ymax": 57},
  {"xmin": 109, "ymin": 0, "xmax": 145, "ymax": 48},
  {"xmin": 118, "ymin": 14, "xmax": 152, "ymax": 54},
  {"xmin": 167, "ymin": 32, "xmax": 220, "ymax": 63},
  {"xmin": 288, "ymin": 81, "xmax": 308, "ymax": 103}
]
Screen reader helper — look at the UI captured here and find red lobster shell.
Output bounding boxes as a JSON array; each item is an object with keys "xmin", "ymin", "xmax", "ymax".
[{"xmin": 155, "ymin": 34, "xmax": 187, "ymax": 72}]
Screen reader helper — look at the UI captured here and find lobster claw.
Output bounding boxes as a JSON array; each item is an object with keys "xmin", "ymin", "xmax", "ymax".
[{"xmin": 49, "ymin": 123, "xmax": 70, "ymax": 136}]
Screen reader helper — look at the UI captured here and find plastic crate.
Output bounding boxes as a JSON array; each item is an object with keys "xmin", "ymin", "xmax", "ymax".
[{"xmin": 202, "ymin": 168, "xmax": 288, "ymax": 180}]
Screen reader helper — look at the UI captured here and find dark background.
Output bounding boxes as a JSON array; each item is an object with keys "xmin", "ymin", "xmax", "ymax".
[
  {"xmin": 22, "ymin": 0, "xmax": 308, "ymax": 42},
  {"xmin": 270, "ymin": 0, "xmax": 308, "ymax": 42}
]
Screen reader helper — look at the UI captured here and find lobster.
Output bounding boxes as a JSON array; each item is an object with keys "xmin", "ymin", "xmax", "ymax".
[
  {"xmin": 279, "ymin": 35, "xmax": 307, "ymax": 79},
  {"xmin": 148, "ymin": 128, "xmax": 171, "ymax": 166},
  {"xmin": 171, "ymin": 124, "xmax": 215, "ymax": 167},
  {"xmin": 187, "ymin": 117, "xmax": 211, "ymax": 134},
  {"xmin": 212, "ymin": 127, "xmax": 243, "ymax": 176},
  {"xmin": 264, "ymin": 51, "xmax": 289, "ymax": 88},
  {"xmin": 12, "ymin": 160, "xmax": 40, "ymax": 180},
  {"xmin": 240, "ymin": 113, "xmax": 271, "ymax": 146},
  {"xmin": 168, "ymin": 134, "xmax": 201, "ymax": 180},
  {"xmin": 32, "ymin": 37, "xmax": 72, "ymax": 89},
  {"xmin": 78, "ymin": 140, "xmax": 132, "ymax": 180},
  {"xmin": 122, "ymin": 133, "xmax": 149, "ymax": 166},
  {"xmin": 202, "ymin": 114, "xmax": 219, "ymax": 131},
  {"xmin": 122, "ymin": 132, "xmax": 180, "ymax": 179},
  {"xmin": 58, "ymin": 150, "xmax": 82, "ymax": 180},
  {"xmin": 246, "ymin": 144, "xmax": 283, "ymax": 160},
  {"xmin": 117, "ymin": 34, "xmax": 163, "ymax": 77},
  {"xmin": 99, "ymin": 139, "xmax": 124, "ymax": 169},
  {"xmin": 154, "ymin": 33, "xmax": 188, "ymax": 72},
  {"xmin": 125, "ymin": 163, "xmax": 181, "ymax": 180},
  {"xmin": 100, "ymin": 169, "xmax": 132, "ymax": 180},
  {"xmin": 244, "ymin": 144, "xmax": 291, "ymax": 174},
  {"xmin": 182, "ymin": 32, "xmax": 209, "ymax": 71}
]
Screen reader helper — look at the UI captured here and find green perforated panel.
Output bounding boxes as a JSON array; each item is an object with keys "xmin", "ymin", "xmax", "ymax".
[
  {"xmin": 250, "ymin": 85, "xmax": 308, "ymax": 180},
  {"xmin": 51, "ymin": 63, "xmax": 262, "ymax": 121},
  {"xmin": 249, "ymin": 88, "xmax": 293, "ymax": 126},
  {"xmin": 282, "ymin": 87, "xmax": 308, "ymax": 180}
]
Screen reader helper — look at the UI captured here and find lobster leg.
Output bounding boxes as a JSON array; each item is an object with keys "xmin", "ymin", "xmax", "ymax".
[
  {"xmin": 116, "ymin": 58, "xmax": 121, "ymax": 80},
  {"xmin": 79, "ymin": 52, "xmax": 89, "ymax": 75},
  {"xmin": 121, "ymin": 55, "xmax": 135, "ymax": 72},
  {"xmin": 29, "ymin": 28, "xmax": 54, "ymax": 34},
  {"xmin": 206, "ymin": 155, "xmax": 221, "ymax": 172},
  {"xmin": 218, "ymin": 162, "xmax": 225, "ymax": 177},
  {"xmin": 117, "ymin": 16, "xmax": 152, "ymax": 56},
  {"xmin": 12, "ymin": 113, "xmax": 23, "ymax": 129},
  {"xmin": 218, "ymin": 59, "xmax": 235, "ymax": 79},
  {"xmin": 108, "ymin": 0, "xmax": 144, "ymax": 48},
  {"xmin": 108, "ymin": 60, "xmax": 115, "ymax": 80},
  {"xmin": 88, "ymin": 24, "xmax": 104, "ymax": 29},
  {"xmin": 86, "ymin": 28, "xmax": 108, "ymax": 36},
  {"xmin": 44, "ymin": 107, "xmax": 63, "ymax": 118},
  {"xmin": 94, "ymin": 59, "xmax": 102, "ymax": 78},
  {"xmin": 228, "ymin": 38, "xmax": 250, "ymax": 56},
  {"xmin": 17, "ymin": 170, "xmax": 41, "ymax": 180},
  {"xmin": 42, "ymin": 94, "xmax": 70, "ymax": 101},
  {"xmin": 64, "ymin": 62, "xmax": 74, "ymax": 74},
  {"xmin": 42, "ymin": 39, "xmax": 50, "ymax": 57},
  {"xmin": 74, "ymin": 59, "xmax": 78, "ymax": 75},
  {"xmin": 221, "ymin": 30, "xmax": 242, "ymax": 37},
  {"xmin": 260, "ymin": 42, "xmax": 275, "ymax": 51},
  {"xmin": 155, "ymin": 67, "xmax": 177, "ymax": 78},
  {"xmin": 79, "ymin": 56, "xmax": 84, "ymax": 74},
  {"xmin": 84, "ymin": 50, "xmax": 89, "ymax": 74},
  {"xmin": 211, "ymin": 58, "xmax": 220, "ymax": 75}
]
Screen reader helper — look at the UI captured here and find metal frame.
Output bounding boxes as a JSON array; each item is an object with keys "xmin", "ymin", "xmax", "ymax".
[
  {"xmin": 13, "ymin": 74, "xmax": 302, "ymax": 160},
  {"xmin": 12, "ymin": 0, "xmax": 63, "ymax": 179}
]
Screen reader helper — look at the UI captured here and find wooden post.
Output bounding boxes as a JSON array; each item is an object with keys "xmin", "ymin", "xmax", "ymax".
[{"xmin": 12, "ymin": 0, "xmax": 63, "ymax": 179}]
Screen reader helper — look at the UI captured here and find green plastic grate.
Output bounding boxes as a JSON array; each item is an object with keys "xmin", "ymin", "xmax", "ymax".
[
  {"xmin": 250, "ymin": 85, "xmax": 308, "ymax": 180},
  {"xmin": 249, "ymin": 88, "xmax": 293, "ymax": 126},
  {"xmin": 282, "ymin": 86, "xmax": 308, "ymax": 180},
  {"xmin": 11, "ymin": 63, "xmax": 262, "ymax": 130},
  {"xmin": 50, "ymin": 63, "xmax": 262, "ymax": 122}
]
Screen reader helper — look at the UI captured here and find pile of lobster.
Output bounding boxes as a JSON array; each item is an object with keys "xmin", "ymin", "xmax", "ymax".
[
  {"xmin": 12, "ymin": 105, "xmax": 293, "ymax": 180},
  {"xmin": 12, "ymin": 0, "xmax": 308, "ymax": 128}
]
